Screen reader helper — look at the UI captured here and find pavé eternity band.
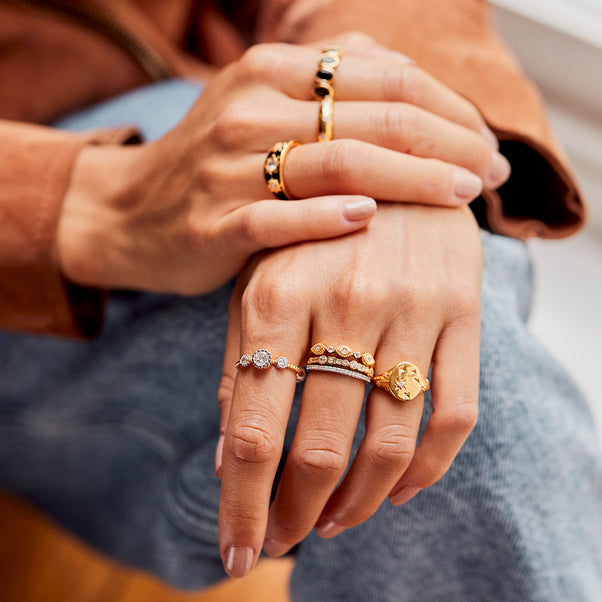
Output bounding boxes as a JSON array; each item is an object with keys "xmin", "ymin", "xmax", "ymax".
[{"xmin": 236, "ymin": 349, "xmax": 306, "ymax": 382}]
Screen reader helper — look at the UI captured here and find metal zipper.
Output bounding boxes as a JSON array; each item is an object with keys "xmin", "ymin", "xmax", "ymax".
[{"xmin": 12, "ymin": 0, "xmax": 172, "ymax": 81}]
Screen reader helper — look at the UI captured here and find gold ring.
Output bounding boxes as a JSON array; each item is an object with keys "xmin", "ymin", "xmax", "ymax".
[
  {"xmin": 313, "ymin": 47, "xmax": 343, "ymax": 142},
  {"xmin": 264, "ymin": 140, "xmax": 300, "ymax": 200},
  {"xmin": 372, "ymin": 362, "xmax": 430, "ymax": 401},
  {"xmin": 236, "ymin": 349, "xmax": 306, "ymax": 382},
  {"xmin": 308, "ymin": 343, "xmax": 375, "ymax": 378}
]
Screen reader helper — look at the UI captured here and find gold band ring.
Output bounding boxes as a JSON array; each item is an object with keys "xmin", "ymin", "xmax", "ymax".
[
  {"xmin": 372, "ymin": 361, "xmax": 430, "ymax": 401},
  {"xmin": 314, "ymin": 47, "xmax": 343, "ymax": 142},
  {"xmin": 264, "ymin": 140, "xmax": 300, "ymax": 200},
  {"xmin": 236, "ymin": 349, "xmax": 306, "ymax": 382}
]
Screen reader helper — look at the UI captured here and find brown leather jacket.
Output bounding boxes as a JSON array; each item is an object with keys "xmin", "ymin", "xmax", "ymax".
[{"xmin": 0, "ymin": 0, "xmax": 585, "ymax": 338}]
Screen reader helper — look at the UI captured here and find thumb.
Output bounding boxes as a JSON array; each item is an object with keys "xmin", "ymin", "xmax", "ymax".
[
  {"xmin": 215, "ymin": 279, "xmax": 244, "ymax": 478},
  {"xmin": 223, "ymin": 195, "xmax": 376, "ymax": 254}
]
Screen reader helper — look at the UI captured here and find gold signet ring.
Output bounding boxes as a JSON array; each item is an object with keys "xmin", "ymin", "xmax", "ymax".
[{"xmin": 372, "ymin": 361, "xmax": 430, "ymax": 401}]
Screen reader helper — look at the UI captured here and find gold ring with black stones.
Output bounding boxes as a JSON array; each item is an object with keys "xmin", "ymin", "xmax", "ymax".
[{"xmin": 264, "ymin": 140, "xmax": 300, "ymax": 200}]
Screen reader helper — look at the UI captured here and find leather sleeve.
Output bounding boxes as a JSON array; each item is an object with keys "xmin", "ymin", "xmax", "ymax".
[
  {"xmin": 0, "ymin": 120, "xmax": 138, "ymax": 338},
  {"xmin": 254, "ymin": 0, "xmax": 585, "ymax": 239}
]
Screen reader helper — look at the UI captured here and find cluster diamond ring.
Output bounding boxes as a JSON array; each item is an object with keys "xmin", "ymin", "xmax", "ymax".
[{"xmin": 236, "ymin": 349, "xmax": 306, "ymax": 382}]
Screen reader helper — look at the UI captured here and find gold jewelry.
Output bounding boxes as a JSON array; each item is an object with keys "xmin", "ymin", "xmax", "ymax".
[
  {"xmin": 236, "ymin": 349, "xmax": 306, "ymax": 382},
  {"xmin": 318, "ymin": 94, "xmax": 334, "ymax": 143},
  {"xmin": 307, "ymin": 356, "xmax": 374, "ymax": 378},
  {"xmin": 372, "ymin": 362, "xmax": 430, "ymax": 401},
  {"xmin": 306, "ymin": 364, "xmax": 371, "ymax": 383},
  {"xmin": 313, "ymin": 47, "xmax": 344, "ymax": 99},
  {"xmin": 310, "ymin": 343, "xmax": 375, "ymax": 367},
  {"xmin": 264, "ymin": 141, "xmax": 300, "ymax": 200}
]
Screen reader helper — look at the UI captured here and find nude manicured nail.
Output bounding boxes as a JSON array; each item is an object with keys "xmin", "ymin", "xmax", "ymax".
[
  {"xmin": 487, "ymin": 152, "xmax": 511, "ymax": 189},
  {"xmin": 343, "ymin": 196, "xmax": 377, "ymax": 221},
  {"xmin": 453, "ymin": 168, "xmax": 483, "ymax": 202},
  {"xmin": 263, "ymin": 538, "xmax": 291, "ymax": 557},
  {"xmin": 215, "ymin": 433, "xmax": 224, "ymax": 478},
  {"xmin": 315, "ymin": 520, "xmax": 345, "ymax": 539},
  {"xmin": 224, "ymin": 545, "xmax": 254, "ymax": 578},
  {"xmin": 389, "ymin": 486, "xmax": 421, "ymax": 506},
  {"xmin": 481, "ymin": 125, "xmax": 499, "ymax": 149}
]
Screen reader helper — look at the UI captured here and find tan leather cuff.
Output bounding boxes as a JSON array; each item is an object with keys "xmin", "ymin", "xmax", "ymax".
[{"xmin": 0, "ymin": 120, "xmax": 140, "ymax": 339}]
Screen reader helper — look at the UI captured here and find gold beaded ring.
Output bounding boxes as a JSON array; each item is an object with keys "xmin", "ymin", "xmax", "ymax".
[
  {"xmin": 236, "ymin": 349, "xmax": 306, "ymax": 382},
  {"xmin": 264, "ymin": 140, "xmax": 301, "ymax": 200},
  {"xmin": 307, "ymin": 343, "xmax": 376, "ymax": 379}
]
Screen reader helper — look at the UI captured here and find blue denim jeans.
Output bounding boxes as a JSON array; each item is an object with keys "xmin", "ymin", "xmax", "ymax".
[{"xmin": 1, "ymin": 81, "xmax": 600, "ymax": 601}]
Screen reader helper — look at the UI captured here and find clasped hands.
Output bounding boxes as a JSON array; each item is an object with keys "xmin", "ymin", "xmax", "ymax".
[{"xmin": 58, "ymin": 33, "xmax": 510, "ymax": 579}]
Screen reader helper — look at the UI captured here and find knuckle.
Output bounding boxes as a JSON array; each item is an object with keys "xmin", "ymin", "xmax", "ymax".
[
  {"xmin": 212, "ymin": 101, "xmax": 260, "ymax": 150},
  {"xmin": 383, "ymin": 61, "xmax": 419, "ymax": 103},
  {"xmin": 398, "ymin": 278, "xmax": 427, "ymax": 312},
  {"xmin": 331, "ymin": 271, "xmax": 389, "ymax": 318},
  {"xmin": 237, "ymin": 43, "xmax": 281, "ymax": 80},
  {"xmin": 339, "ymin": 31, "xmax": 377, "ymax": 49},
  {"xmin": 292, "ymin": 441, "xmax": 348, "ymax": 478},
  {"xmin": 443, "ymin": 399, "xmax": 479, "ymax": 434},
  {"xmin": 228, "ymin": 421, "xmax": 281, "ymax": 464},
  {"xmin": 239, "ymin": 205, "xmax": 267, "ymax": 247},
  {"xmin": 367, "ymin": 427, "xmax": 416, "ymax": 467},
  {"xmin": 242, "ymin": 276, "xmax": 303, "ymax": 320},
  {"xmin": 379, "ymin": 104, "xmax": 412, "ymax": 152},
  {"xmin": 322, "ymin": 139, "xmax": 360, "ymax": 187}
]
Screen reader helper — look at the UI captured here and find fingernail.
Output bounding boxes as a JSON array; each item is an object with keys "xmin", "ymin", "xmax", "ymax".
[
  {"xmin": 215, "ymin": 433, "xmax": 224, "ymax": 478},
  {"xmin": 224, "ymin": 545, "xmax": 254, "ymax": 578},
  {"xmin": 481, "ymin": 125, "xmax": 499, "ymax": 149},
  {"xmin": 343, "ymin": 196, "xmax": 377, "ymax": 221},
  {"xmin": 389, "ymin": 486, "xmax": 421, "ymax": 506},
  {"xmin": 315, "ymin": 520, "xmax": 345, "ymax": 539},
  {"xmin": 263, "ymin": 538, "xmax": 291, "ymax": 557},
  {"xmin": 486, "ymin": 152, "xmax": 511, "ymax": 189},
  {"xmin": 453, "ymin": 168, "xmax": 483, "ymax": 202}
]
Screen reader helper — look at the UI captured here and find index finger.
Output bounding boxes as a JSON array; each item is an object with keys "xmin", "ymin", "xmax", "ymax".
[{"xmin": 218, "ymin": 287, "xmax": 310, "ymax": 578}]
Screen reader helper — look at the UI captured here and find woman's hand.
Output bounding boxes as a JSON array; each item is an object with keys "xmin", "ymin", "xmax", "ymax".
[
  {"xmin": 58, "ymin": 35, "xmax": 507, "ymax": 295},
  {"xmin": 215, "ymin": 202, "xmax": 482, "ymax": 577}
]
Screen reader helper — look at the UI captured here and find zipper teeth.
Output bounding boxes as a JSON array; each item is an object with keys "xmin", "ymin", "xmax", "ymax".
[{"xmin": 14, "ymin": 0, "xmax": 172, "ymax": 81}]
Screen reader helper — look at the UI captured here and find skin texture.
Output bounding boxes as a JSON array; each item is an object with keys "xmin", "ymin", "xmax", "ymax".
[
  {"xmin": 57, "ymin": 33, "xmax": 509, "ymax": 579},
  {"xmin": 58, "ymin": 37, "xmax": 508, "ymax": 295},
  {"xmin": 216, "ymin": 203, "xmax": 482, "ymax": 576}
]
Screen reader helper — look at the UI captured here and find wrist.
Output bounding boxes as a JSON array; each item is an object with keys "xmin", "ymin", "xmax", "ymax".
[{"xmin": 57, "ymin": 143, "xmax": 149, "ymax": 288}]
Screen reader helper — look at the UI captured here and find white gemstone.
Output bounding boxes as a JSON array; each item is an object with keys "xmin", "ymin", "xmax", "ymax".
[
  {"xmin": 353, "ymin": 351, "xmax": 361, "ymax": 359},
  {"xmin": 327, "ymin": 346, "xmax": 335, "ymax": 353},
  {"xmin": 320, "ymin": 102, "xmax": 332, "ymax": 121},
  {"xmin": 350, "ymin": 361, "xmax": 358, "ymax": 370},
  {"xmin": 268, "ymin": 179, "xmax": 280, "ymax": 192},
  {"xmin": 276, "ymin": 356, "xmax": 288, "ymax": 369},
  {"xmin": 319, "ymin": 355, "xmax": 328, "ymax": 364},
  {"xmin": 252, "ymin": 349, "xmax": 272, "ymax": 369},
  {"xmin": 327, "ymin": 357, "xmax": 335, "ymax": 364},
  {"xmin": 239, "ymin": 354, "xmax": 251, "ymax": 367},
  {"xmin": 266, "ymin": 157, "xmax": 278, "ymax": 173},
  {"xmin": 342, "ymin": 360, "xmax": 349, "ymax": 367}
]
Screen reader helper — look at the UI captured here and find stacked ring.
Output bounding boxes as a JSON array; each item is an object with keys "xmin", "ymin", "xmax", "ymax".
[
  {"xmin": 313, "ymin": 46, "xmax": 343, "ymax": 142},
  {"xmin": 264, "ymin": 140, "xmax": 301, "ymax": 200},
  {"xmin": 372, "ymin": 361, "xmax": 430, "ymax": 401},
  {"xmin": 236, "ymin": 349, "xmax": 306, "ymax": 382},
  {"xmin": 306, "ymin": 343, "xmax": 375, "ymax": 383}
]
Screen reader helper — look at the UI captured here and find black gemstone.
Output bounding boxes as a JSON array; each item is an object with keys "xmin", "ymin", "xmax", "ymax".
[
  {"xmin": 314, "ymin": 85, "xmax": 331, "ymax": 97},
  {"xmin": 317, "ymin": 69, "xmax": 333, "ymax": 80}
]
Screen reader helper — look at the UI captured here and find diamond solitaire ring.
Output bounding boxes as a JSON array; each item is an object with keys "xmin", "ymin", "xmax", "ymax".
[
  {"xmin": 372, "ymin": 361, "xmax": 430, "ymax": 401},
  {"xmin": 236, "ymin": 349, "xmax": 306, "ymax": 382}
]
